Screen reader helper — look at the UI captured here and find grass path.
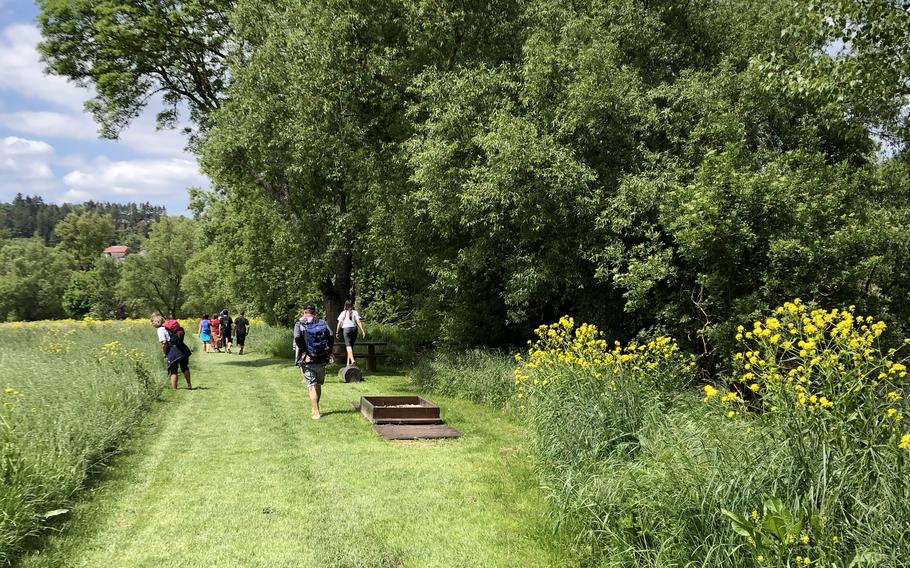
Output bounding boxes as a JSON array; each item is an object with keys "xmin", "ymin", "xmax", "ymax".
[{"xmin": 16, "ymin": 347, "xmax": 568, "ymax": 567}]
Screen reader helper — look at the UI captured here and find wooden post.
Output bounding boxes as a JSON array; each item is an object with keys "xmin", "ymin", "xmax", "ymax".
[{"xmin": 367, "ymin": 344, "xmax": 377, "ymax": 372}]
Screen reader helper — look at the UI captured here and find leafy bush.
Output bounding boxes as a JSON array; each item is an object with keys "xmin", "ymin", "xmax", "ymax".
[
  {"xmin": 0, "ymin": 321, "xmax": 163, "ymax": 562},
  {"xmin": 364, "ymin": 323, "xmax": 421, "ymax": 367},
  {"xmin": 410, "ymin": 349, "xmax": 515, "ymax": 408}
]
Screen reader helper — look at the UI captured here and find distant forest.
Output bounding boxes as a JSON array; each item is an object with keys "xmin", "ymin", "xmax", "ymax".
[{"xmin": 0, "ymin": 194, "xmax": 166, "ymax": 248}]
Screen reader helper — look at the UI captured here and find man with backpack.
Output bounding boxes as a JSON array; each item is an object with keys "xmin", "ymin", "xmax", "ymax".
[
  {"xmin": 219, "ymin": 309, "xmax": 233, "ymax": 354},
  {"xmin": 150, "ymin": 314, "xmax": 192, "ymax": 390},
  {"xmin": 234, "ymin": 310, "xmax": 250, "ymax": 355},
  {"xmin": 293, "ymin": 304, "xmax": 333, "ymax": 419}
]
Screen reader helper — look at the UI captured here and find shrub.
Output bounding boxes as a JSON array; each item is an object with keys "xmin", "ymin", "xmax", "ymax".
[
  {"xmin": 257, "ymin": 324, "xmax": 295, "ymax": 360},
  {"xmin": 516, "ymin": 316, "xmax": 696, "ymax": 459},
  {"xmin": 511, "ymin": 305, "xmax": 910, "ymax": 566},
  {"xmin": 364, "ymin": 323, "xmax": 420, "ymax": 367}
]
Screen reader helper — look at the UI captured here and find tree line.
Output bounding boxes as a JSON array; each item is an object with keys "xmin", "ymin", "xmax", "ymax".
[
  {"xmin": 0, "ymin": 203, "xmax": 185, "ymax": 321},
  {"xmin": 0, "ymin": 194, "xmax": 165, "ymax": 248},
  {"xmin": 34, "ymin": 0, "xmax": 910, "ymax": 364}
]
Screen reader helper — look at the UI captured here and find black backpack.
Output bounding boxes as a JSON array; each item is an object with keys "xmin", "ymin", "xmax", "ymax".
[{"xmin": 235, "ymin": 317, "xmax": 247, "ymax": 335}]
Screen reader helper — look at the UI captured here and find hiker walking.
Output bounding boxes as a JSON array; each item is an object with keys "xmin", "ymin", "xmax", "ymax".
[
  {"xmin": 294, "ymin": 304, "xmax": 333, "ymax": 420},
  {"xmin": 335, "ymin": 299, "xmax": 366, "ymax": 367},
  {"xmin": 219, "ymin": 309, "xmax": 233, "ymax": 354},
  {"xmin": 199, "ymin": 313, "xmax": 212, "ymax": 353},
  {"xmin": 210, "ymin": 314, "xmax": 222, "ymax": 352},
  {"xmin": 234, "ymin": 310, "xmax": 250, "ymax": 355},
  {"xmin": 150, "ymin": 314, "xmax": 192, "ymax": 390}
]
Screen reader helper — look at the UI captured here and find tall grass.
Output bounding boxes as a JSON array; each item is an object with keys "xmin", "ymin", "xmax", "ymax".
[
  {"xmin": 0, "ymin": 320, "xmax": 163, "ymax": 562},
  {"xmin": 410, "ymin": 349, "xmax": 516, "ymax": 408},
  {"xmin": 510, "ymin": 306, "xmax": 910, "ymax": 566},
  {"xmin": 364, "ymin": 309, "xmax": 910, "ymax": 565},
  {"xmin": 257, "ymin": 324, "xmax": 295, "ymax": 360}
]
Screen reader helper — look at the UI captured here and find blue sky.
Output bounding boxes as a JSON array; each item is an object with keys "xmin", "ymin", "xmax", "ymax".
[{"xmin": 0, "ymin": 0, "xmax": 206, "ymax": 215}]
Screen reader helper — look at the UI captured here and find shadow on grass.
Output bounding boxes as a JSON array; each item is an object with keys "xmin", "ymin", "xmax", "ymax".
[
  {"xmin": 320, "ymin": 408, "xmax": 359, "ymax": 417},
  {"xmin": 217, "ymin": 357, "xmax": 292, "ymax": 368}
]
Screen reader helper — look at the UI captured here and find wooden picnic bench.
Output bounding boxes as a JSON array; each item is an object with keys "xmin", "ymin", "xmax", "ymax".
[{"xmin": 333, "ymin": 340, "xmax": 387, "ymax": 372}]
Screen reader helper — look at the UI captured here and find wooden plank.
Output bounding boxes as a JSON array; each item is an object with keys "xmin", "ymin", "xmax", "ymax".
[{"xmin": 373, "ymin": 424, "xmax": 461, "ymax": 440}]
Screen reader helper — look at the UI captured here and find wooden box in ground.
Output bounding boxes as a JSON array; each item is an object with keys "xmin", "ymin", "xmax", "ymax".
[{"xmin": 359, "ymin": 396, "xmax": 441, "ymax": 425}]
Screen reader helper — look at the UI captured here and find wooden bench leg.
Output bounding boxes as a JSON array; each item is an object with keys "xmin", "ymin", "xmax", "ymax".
[{"xmin": 367, "ymin": 344, "xmax": 377, "ymax": 372}]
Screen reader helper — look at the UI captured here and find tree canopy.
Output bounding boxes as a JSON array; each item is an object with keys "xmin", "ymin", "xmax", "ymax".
[{"xmin": 37, "ymin": 0, "xmax": 910, "ymax": 359}]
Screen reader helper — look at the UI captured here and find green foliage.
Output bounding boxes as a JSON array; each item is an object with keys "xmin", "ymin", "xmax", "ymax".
[
  {"xmin": 256, "ymin": 325, "xmax": 294, "ymax": 360},
  {"xmin": 181, "ymin": 244, "xmax": 235, "ymax": 317},
  {"xmin": 0, "ymin": 194, "xmax": 165, "ymax": 247},
  {"xmin": 37, "ymin": 0, "xmax": 229, "ymax": 137},
  {"xmin": 0, "ymin": 321, "xmax": 162, "ymax": 562},
  {"xmin": 0, "ymin": 239, "xmax": 71, "ymax": 321},
  {"xmin": 62, "ymin": 256, "xmax": 123, "ymax": 319},
  {"xmin": 513, "ymin": 309, "xmax": 910, "ymax": 566},
  {"xmin": 119, "ymin": 216, "xmax": 196, "ymax": 317},
  {"xmin": 88, "ymin": 255, "xmax": 124, "ymax": 319},
  {"xmin": 38, "ymin": 0, "xmax": 910, "ymax": 361},
  {"xmin": 186, "ymin": 191, "xmax": 311, "ymax": 325},
  {"xmin": 62, "ymin": 271, "xmax": 97, "ymax": 318},
  {"xmin": 53, "ymin": 211, "xmax": 114, "ymax": 270}
]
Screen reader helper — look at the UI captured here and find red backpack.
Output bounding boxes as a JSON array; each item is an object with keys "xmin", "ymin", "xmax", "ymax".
[{"xmin": 163, "ymin": 319, "xmax": 185, "ymax": 345}]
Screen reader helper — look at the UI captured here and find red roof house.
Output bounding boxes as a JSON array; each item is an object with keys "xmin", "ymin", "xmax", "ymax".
[{"xmin": 103, "ymin": 245, "xmax": 130, "ymax": 261}]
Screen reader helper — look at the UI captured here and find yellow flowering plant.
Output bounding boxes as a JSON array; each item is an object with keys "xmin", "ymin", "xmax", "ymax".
[
  {"xmin": 92, "ymin": 339, "xmax": 155, "ymax": 396},
  {"xmin": 723, "ymin": 497, "xmax": 838, "ymax": 566},
  {"xmin": 514, "ymin": 316, "xmax": 696, "ymax": 461},
  {"xmin": 709, "ymin": 299, "xmax": 910, "ymax": 450},
  {"xmin": 514, "ymin": 316, "xmax": 695, "ymax": 398},
  {"xmin": 717, "ymin": 300, "xmax": 910, "ymax": 564}
]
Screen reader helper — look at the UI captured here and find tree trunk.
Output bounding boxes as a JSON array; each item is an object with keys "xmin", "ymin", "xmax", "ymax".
[{"xmin": 320, "ymin": 248, "xmax": 352, "ymax": 329}]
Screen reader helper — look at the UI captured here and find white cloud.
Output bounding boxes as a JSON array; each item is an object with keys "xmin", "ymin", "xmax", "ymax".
[
  {"xmin": 0, "ymin": 24, "xmax": 193, "ymax": 158},
  {"xmin": 62, "ymin": 157, "xmax": 206, "ymax": 199},
  {"xmin": 0, "ymin": 135, "xmax": 53, "ymax": 179},
  {"xmin": 0, "ymin": 110, "xmax": 98, "ymax": 140},
  {"xmin": 0, "ymin": 25, "xmax": 88, "ymax": 111},
  {"xmin": 0, "ymin": 24, "xmax": 205, "ymax": 212}
]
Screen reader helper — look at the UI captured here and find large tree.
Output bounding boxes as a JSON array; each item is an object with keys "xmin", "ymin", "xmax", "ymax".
[
  {"xmin": 0, "ymin": 239, "xmax": 72, "ymax": 321},
  {"xmin": 54, "ymin": 211, "xmax": 115, "ymax": 270},
  {"xmin": 200, "ymin": 0, "xmax": 521, "ymax": 324},
  {"xmin": 120, "ymin": 216, "xmax": 196, "ymax": 317}
]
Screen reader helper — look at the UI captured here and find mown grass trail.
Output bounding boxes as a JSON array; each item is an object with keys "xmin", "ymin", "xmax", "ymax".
[{"xmin": 16, "ymin": 347, "xmax": 567, "ymax": 568}]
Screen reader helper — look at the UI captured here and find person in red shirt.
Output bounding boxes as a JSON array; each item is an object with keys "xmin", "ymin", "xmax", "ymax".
[{"xmin": 210, "ymin": 315, "xmax": 222, "ymax": 352}]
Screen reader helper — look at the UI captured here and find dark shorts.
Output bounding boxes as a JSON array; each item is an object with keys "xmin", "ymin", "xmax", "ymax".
[
  {"xmin": 167, "ymin": 357, "xmax": 189, "ymax": 374},
  {"xmin": 236, "ymin": 333, "xmax": 246, "ymax": 346},
  {"xmin": 222, "ymin": 329, "xmax": 232, "ymax": 342},
  {"xmin": 343, "ymin": 327, "xmax": 358, "ymax": 347},
  {"xmin": 301, "ymin": 363, "xmax": 326, "ymax": 387}
]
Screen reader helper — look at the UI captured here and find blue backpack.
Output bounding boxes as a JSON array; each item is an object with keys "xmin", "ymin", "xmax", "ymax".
[{"xmin": 298, "ymin": 319, "xmax": 332, "ymax": 363}]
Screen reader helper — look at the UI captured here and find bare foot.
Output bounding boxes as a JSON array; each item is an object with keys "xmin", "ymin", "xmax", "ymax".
[{"xmin": 311, "ymin": 413, "xmax": 321, "ymax": 420}]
